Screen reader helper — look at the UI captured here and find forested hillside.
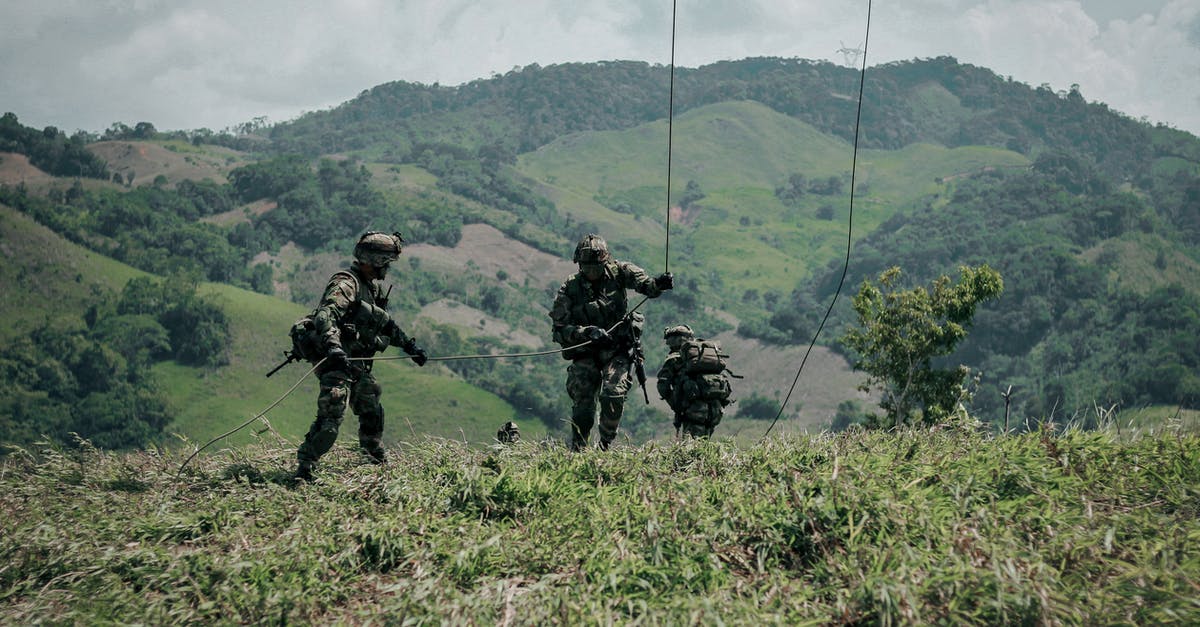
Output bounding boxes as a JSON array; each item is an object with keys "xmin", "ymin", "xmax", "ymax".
[{"xmin": 2, "ymin": 55, "xmax": 1199, "ymax": 453}]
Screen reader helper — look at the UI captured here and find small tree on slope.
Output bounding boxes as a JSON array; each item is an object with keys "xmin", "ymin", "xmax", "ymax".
[{"xmin": 842, "ymin": 264, "xmax": 1004, "ymax": 427}]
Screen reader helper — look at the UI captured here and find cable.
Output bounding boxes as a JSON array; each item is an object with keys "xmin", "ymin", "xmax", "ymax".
[
  {"xmin": 664, "ymin": 0, "xmax": 677, "ymax": 274},
  {"xmin": 761, "ymin": 0, "xmax": 872, "ymax": 441},
  {"xmin": 176, "ymin": 358, "xmax": 324, "ymax": 478},
  {"xmin": 173, "ymin": 308, "xmax": 656, "ymax": 474}
]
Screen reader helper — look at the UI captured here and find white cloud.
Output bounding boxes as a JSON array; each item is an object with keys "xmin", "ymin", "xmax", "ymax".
[{"xmin": 0, "ymin": 0, "xmax": 1197, "ymax": 135}]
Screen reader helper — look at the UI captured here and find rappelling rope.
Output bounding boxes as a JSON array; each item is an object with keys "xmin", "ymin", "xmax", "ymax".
[
  {"xmin": 664, "ymin": 0, "xmax": 678, "ymax": 274},
  {"xmin": 174, "ymin": 301, "xmax": 652, "ymax": 475},
  {"xmin": 761, "ymin": 0, "xmax": 873, "ymax": 441}
]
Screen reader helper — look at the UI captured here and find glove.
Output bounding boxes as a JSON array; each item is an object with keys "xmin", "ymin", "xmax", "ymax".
[
  {"xmin": 582, "ymin": 326, "xmax": 610, "ymax": 344},
  {"xmin": 654, "ymin": 272, "xmax": 674, "ymax": 291},
  {"xmin": 402, "ymin": 339, "xmax": 428, "ymax": 367},
  {"xmin": 325, "ymin": 346, "xmax": 352, "ymax": 372}
]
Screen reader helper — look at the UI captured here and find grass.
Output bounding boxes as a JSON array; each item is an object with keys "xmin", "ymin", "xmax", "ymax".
[{"xmin": 2, "ymin": 424, "xmax": 1197, "ymax": 624}]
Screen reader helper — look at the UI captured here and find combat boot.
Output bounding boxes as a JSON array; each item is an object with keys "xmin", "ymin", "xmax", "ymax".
[
  {"xmin": 363, "ymin": 446, "xmax": 387, "ymax": 465},
  {"xmin": 294, "ymin": 462, "xmax": 316, "ymax": 483}
]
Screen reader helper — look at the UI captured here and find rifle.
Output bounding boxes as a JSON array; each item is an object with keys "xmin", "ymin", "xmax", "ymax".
[
  {"xmin": 633, "ymin": 343, "xmax": 650, "ymax": 404},
  {"xmin": 617, "ymin": 313, "xmax": 650, "ymax": 405},
  {"xmin": 265, "ymin": 350, "xmax": 300, "ymax": 378}
]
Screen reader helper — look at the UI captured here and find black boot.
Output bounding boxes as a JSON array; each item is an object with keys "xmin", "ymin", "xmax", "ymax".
[
  {"xmin": 363, "ymin": 446, "xmax": 386, "ymax": 464},
  {"xmin": 294, "ymin": 462, "xmax": 316, "ymax": 483}
]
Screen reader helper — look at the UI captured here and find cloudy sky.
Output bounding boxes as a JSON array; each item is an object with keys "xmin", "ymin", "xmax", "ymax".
[{"xmin": 2, "ymin": 0, "xmax": 1198, "ymax": 136}]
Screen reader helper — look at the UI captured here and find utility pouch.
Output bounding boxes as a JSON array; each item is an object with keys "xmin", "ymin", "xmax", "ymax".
[{"xmin": 289, "ymin": 317, "xmax": 323, "ymax": 363}]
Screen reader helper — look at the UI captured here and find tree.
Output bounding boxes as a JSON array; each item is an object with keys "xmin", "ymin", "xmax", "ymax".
[
  {"xmin": 841, "ymin": 264, "xmax": 1003, "ymax": 427},
  {"xmin": 679, "ymin": 180, "xmax": 705, "ymax": 209}
]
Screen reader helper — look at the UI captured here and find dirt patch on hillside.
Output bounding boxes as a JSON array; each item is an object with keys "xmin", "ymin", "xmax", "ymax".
[
  {"xmin": 87, "ymin": 141, "xmax": 243, "ymax": 187},
  {"xmin": 0, "ymin": 153, "xmax": 55, "ymax": 185},
  {"xmin": 418, "ymin": 299, "xmax": 544, "ymax": 348},
  {"xmin": 406, "ymin": 223, "xmax": 576, "ymax": 291},
  {"xmin": 668, "ymin": 205, "xmax": 701, "ymax": 227},
  {"xmin": 201, "ymin": 199, "xmax": 277, "ymax": 227},
  {"xmin": 710, "ymin": 331, "xmax": 874, "ymax": 428}
]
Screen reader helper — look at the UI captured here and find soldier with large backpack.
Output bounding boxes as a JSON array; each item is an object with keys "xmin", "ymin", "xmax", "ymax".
[
  {"xmin": 656, "ymin": 325, "xmax": 734, "ymax": 438},
  {"xmin": 550, "ymin": 234, "xmax": 674, "ymax": 451},
  {"xmin": 292, "ymin": 231, "xmax": 428, "ymax": 482}
]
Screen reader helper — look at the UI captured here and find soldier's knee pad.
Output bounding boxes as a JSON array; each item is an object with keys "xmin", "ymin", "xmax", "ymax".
[{"xmin": 311, "ymin": 426, "xmax": 339, "ymax": 450}]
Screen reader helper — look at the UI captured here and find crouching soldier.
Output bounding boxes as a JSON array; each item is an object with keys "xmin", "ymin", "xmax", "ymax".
[
  {"xmin": 293, "ymin": 231, "xmax": 428, "ymax": 482},
  {"xmin": 656, "ymin": 325, "xmax": 733, "ymax": 438}
]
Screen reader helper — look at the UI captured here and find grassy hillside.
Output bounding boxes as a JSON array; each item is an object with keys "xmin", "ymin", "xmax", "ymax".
[
  {"xmin": 0, "ymin": 203, "xmax": 535, "ymax": 450},
  {"xmin": 517, "ymin": 101, "xmax": 1029, "ymax": 295},
  {"xmin": 0, "ymin": 204, "xmax": 146, "ymax": 337},
  {"xmin": 3, "ymin": 426, "xmax": 1196, "ymax": 623}
]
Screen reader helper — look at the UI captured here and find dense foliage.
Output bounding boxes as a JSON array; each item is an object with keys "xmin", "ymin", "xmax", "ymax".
[
  {"xmin": 2, "ymin": 428, "xmax": 1196, "ymax": 623},
  {"xmin": 268, "ymin": 57, "xmax": 1156, "ymax": 183},
  {"xmin": 0, "ymin": 112, "xmax": 109, "ymax": 179},
  {"xmin": 0, "ymin": 276, "xmax": 228, "ymax": 452},
  {"xmin": 784, "ymin": 165, "xmax": 1200, "ymax": 423}
]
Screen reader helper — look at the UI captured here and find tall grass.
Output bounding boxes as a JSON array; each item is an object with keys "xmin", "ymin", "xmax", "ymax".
[{"xmin": 2, "ymin": 425, "xmax": 1197, "ymax": 624}]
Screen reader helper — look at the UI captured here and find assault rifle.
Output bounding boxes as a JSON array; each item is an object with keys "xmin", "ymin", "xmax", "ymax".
[
  {"xmin": 632, "ymin": 342, "xmax": 650, "ymax": 404},
  {"xmin": 617, "ymin": 312, "xmax": 650, "ymax": 405},
  {"xmin": 265, "ymin": 349, "xmax": 300, "ymax": 378}
]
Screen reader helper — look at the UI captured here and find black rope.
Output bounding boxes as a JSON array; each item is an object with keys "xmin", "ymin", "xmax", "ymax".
[
  {"xmin": 664, "ymin": 0, "xmax": 677, "ymax": 274},
  {"xmin": 761, "ymin": 0, "xmax": 872, "ymax": 441}
]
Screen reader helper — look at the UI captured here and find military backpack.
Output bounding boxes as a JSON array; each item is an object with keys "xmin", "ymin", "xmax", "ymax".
[
  {"xmin": 676, "ymin": 338, "xmax": 733, "ymax": 404},
  {"xmin": 680, "ymin": 338, "xmax": 728, "ymax": 375}
]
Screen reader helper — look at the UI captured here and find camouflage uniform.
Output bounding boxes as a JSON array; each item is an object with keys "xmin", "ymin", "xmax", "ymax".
[
  {"xmin": 657, "ymin": 326, "xmax": 725, "ymax": 438},
  {"xmin": 550, "ymin": 234, "xmax": 672, "ymax": 451},
  {"xmin": 296, "ymin": 232, "xmax": 425, "ymax": 480}
]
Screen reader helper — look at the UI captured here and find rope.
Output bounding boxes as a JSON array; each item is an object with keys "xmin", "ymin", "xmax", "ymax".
[
  {"xmin": 173, "ymin": 299, "xmax": 658, "ymax": 473},
  {"xmin": 664, "ymin": 0, "xmax": 678, "ymax": 274},
  {"xmin": 761, "ymin": 0, "xmax": 873, "ymax": 441},
  {"xmin": 176, "ymin": 358, "xmax": 325, "ymax": 478}
]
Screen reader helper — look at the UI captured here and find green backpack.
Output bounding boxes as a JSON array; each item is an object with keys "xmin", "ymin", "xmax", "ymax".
[{"xmin": 677, "ymin": 339, "xmax": 733, "ymax": 404}]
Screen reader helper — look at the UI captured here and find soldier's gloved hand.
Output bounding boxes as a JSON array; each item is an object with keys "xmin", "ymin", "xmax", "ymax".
[
  {"xmin": 401, "ymin": 338, "xmax": 428, "ymax": 366},
  {"xmin": 654, "ymin": 272, "xmax": 674, "ymax": 291},
  {"xmin": 325, "ymin": 347, "xmax": 352, "ymax": 372},
  {"xmin": 582, "ymin": 326, "xmax": 610, "ymax": 345}
]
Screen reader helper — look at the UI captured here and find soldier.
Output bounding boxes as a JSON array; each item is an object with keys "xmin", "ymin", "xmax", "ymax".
[
  {"xmin": 656, "ymin": 325, "xmax": 732, "ymax": 438},
  {"xmin": 294, "ymin": 231, "xmax": 428, "ymax": 482},
  {"xmin": 550, "ymin": 234, "xmax": 673, "ymax": 450},
  {"xmin": 496, "ymin": 421, "xmax": 521, "ymax": 444}
]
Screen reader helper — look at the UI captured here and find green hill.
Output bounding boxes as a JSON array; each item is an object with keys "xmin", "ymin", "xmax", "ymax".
[
  {"xmin": 3, "ymin": 55, "xmax": 1200, "ymax": 452},
  {"xmin": 518, "ymin": 101, "xmax": 1030, "ymax": 295}
]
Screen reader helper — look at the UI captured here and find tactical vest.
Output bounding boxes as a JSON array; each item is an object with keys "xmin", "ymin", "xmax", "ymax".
[
  {"xmin": 558, "ymin": 265, "xmax": 636, "ymax": 359},
  {"xmin": 290, "ymin": 269, "xmax": 390, "ymax": 362},
  {"xmin": 565, "ymin": 266, "xmax": 629, "ymax": 329}
]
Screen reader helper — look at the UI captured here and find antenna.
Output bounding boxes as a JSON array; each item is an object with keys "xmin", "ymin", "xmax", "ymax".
[{"xmin": 837, "ymin": 40, "xmax": 864, "ymax": 67}]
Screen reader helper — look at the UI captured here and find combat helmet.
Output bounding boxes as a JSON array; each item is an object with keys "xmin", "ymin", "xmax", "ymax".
[
  {"xmin": 354, "ymin": 231, "xmax": 404, "ymax": 267},
  {"xmin": 663, "ymin": 324, "xmax": 694, "ymax": 351},
  {"xmin": 573, "ymin": 234, "xmax": 610, "ymax": 265},
  {"xmin": 663, "ymin": 324, "xmax": 694, "ymax": 340}
]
